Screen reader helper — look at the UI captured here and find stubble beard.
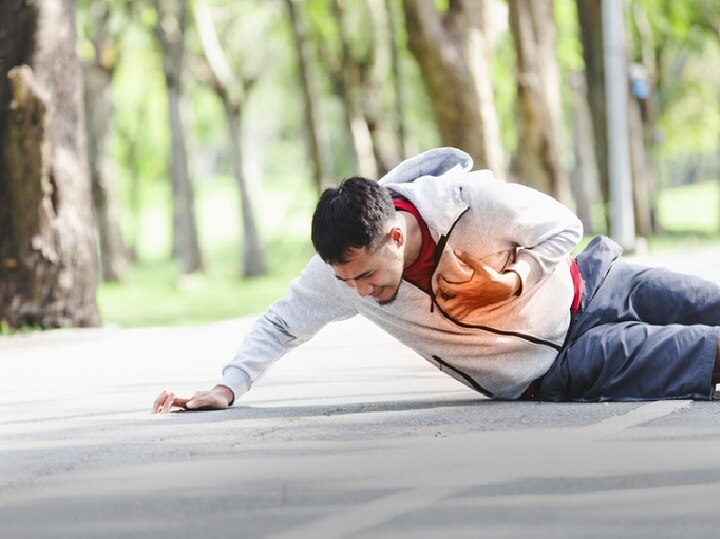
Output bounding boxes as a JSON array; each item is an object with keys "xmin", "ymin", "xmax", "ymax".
[{"xmin": 376, "ymin": 284, "xmax": 401, "ymax": 305}]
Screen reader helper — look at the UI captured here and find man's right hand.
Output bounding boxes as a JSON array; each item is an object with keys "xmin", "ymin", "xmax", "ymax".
[{"xmin": 151, "ymin": 385, "xmax": 234, "ymax": 414}]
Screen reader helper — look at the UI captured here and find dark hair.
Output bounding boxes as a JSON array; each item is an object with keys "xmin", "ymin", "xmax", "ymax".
[{"xmin": 311, "ymin": 177, "xmax": 395, "ymax": 265}]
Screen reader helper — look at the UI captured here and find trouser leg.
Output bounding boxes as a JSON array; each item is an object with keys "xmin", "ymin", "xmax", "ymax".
[
  {"xmin": 536, "ymin": 322, "xmax": 718, "ymax": 401},
  {"xmin": 574, "ymin": 261, "xmax": 720, "ymax": 333},
  {"xmin": 537, "ymin": 251, "xmax": 720, "ymax": 401}
]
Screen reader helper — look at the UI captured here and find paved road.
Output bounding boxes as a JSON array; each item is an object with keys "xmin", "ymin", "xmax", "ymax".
[{"xmin": 1, "ymin": 243, "xmax": 720, "ymax": 538}]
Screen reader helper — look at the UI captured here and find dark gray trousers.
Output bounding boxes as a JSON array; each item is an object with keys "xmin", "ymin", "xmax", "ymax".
[{"xmin": 536, "ymin": 236, "xmax": 720, "ymax": 401}]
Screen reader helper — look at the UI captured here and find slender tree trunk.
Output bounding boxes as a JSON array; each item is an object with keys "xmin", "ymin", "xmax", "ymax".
[
  {"xmin": 333, "ymin": 0, "xmax": 379, "ymax": 179},
  {"xmin": 154, "ymin": 0, "xmax": 203, "ymax": 275},
  {"xmin": 223, "ymin": 98, "xmax": 267, "ymax": 277},
  {"xmin": 631, "ymin": 3, "xmax": 661, "ymax": 234},
  {"xmin": 628, "ymin": 94, "xmax": 652, "ymax": 237},
  {"xmin": 0, "ymin": 0, "xmax": 100, "ymax": 329},
  {"xmin": 385, "ymin": 0, "xmax": 408, "ymax": 160},
  {"xmin": 83, "ymin": 1, "xmax": 127, "ymax": 282},
  {"xmin": 284, "ymin": 0, "xmax": 326, "ymax": 193},
  {"xmin": 568, "ymin": 71, "xmax": 598, "ymax": 235},
  {"xmin": 403, "ymin": 0, "xmax": 504, "ymax": 174},
  {"xmin": 508, "ymin": 0, "xmax": 572, "ymax": 204},
  {"xmin": 193, "ymin": 0, "xmax": 267, "ymax": 277},
  {"xmin": 365, "ymin": 0, "xmax": 401, "ymax": 175},
  {"xmin": 576, "ymin": 0, "xmax": 609, "ymax": 231}
]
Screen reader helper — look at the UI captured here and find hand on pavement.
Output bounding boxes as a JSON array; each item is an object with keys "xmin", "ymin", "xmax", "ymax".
[
  {"xmin": 151, "ymin": 385, "xmax": 234, "ymax": 414},
  {"xmin": 435, "ymin": 249, "xmax": 521, "ymax": 320}
]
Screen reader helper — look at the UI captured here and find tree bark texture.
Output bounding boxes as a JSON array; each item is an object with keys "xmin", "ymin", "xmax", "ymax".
[
  {"xmin": 402, "ymin": 0, "xmax": 504, "ymax": 174},
  {"xmin": 0, "ymin": 0, "xmax": 100, "ymax": 329},
  {"xmin": 154, "ymin": 0, "xmax": 204, "ymax": 275},
  {"xmin": 576, "ymin": 0, "xmax": 609, "ymax": 230},
  {"xmin": 83, "ymin": 1, "xmax": 127, "ymax": 282},
  {"xmin": 508, "ymin": 0, "xmax": 572, "ymax": 204}
]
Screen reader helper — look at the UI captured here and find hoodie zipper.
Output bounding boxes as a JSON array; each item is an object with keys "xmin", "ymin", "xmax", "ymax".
[{"xmin": 432, "ymin": 355, "xmax": 493, "ymax": 397}]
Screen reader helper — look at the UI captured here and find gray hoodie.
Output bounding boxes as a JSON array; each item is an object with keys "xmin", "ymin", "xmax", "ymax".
[{"xmin": 221, "ymin": 148, "xmax": 583, "ymax": 400}]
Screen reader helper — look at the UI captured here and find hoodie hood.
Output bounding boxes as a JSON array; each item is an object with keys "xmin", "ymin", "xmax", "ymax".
[{"xmin": 379, "ymin": 147, "xmax": 473, "ymax": 186}]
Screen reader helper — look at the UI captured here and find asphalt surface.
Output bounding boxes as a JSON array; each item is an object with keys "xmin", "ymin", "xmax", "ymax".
[{"xmin": 2, "ymin": 243, "xmax": 720, "ymax": 538}]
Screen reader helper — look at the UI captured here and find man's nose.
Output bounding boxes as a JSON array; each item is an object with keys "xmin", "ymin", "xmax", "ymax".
[{"xmin": 355, "ymin": 281, "xmax": 374, "ymax": 297}]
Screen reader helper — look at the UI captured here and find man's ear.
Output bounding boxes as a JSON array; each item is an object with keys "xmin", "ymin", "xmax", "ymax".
[{"xmin": 389, "ymin": 227, "xmax": 403, "ymax": 246}]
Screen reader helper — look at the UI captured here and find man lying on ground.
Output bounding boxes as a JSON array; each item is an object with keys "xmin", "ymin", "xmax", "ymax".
[{"xmin": 153, "ymin": 147, "xmax": 720, "ymax": 413}]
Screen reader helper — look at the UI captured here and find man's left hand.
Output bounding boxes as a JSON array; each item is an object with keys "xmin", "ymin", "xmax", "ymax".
[{"xmin": 435, "ymin": 250, "xmax": 520, "ymax": 319}]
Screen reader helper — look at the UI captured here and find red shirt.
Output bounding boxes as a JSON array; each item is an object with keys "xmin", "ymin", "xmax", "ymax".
[{"xmin": 393, "ymin": 196, "xmax": 436, "ymax": 294}]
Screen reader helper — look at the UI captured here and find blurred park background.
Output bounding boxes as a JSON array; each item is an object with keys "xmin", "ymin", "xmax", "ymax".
[{"xmin": 0, "ymin": 0, "xmax": 719, "ymax": 331}]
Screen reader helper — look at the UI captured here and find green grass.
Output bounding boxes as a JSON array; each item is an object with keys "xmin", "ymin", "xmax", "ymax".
[
  {"xmin": 657, "ymin": 180, "xmax": 720, "ymax": 234},
  {"xmin": 98, "ymin": 177, "xmax": 720, "ymax": 328},
  {"xmin": 97, "ymin": 239, "xmax": 313, "ymax": 328},
  {"xmin": 98, "ymin": 173, "xmax": 318, "ymax": 328}
]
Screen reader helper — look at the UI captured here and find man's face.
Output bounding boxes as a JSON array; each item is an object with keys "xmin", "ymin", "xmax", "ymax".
[{"xmin": 332, "ymin": 237, "xmax": 405, "ymax": 305}]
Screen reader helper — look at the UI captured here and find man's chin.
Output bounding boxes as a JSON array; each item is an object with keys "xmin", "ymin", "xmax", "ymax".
[{"xmin": 376, "ymin": 287, "xmax": 400, "ymax": 305}]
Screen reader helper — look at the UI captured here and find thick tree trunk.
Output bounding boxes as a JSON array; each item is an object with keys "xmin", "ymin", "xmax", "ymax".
[
  {"xmin": 0, "ymin": 0, "xmax": 100, "ymax": 329},
  {"xmin": 402, "ymin": 0, "xmax": 504, "ymax": 174},
  {"xmin": 154, "ymin": 0, "xmax": 203, "ymax": 275},
  {"xmin": 284, "ymin": 0, "xmax": 327, "ymax": 193},
  {"xmin": 576, "ymin": 0, "xmax": 609, "ymax": 230},
  {"xmin": 508, "ymin": 0, "xmax": 572, "ymax": 204},
  {"xmin": 83, "ymin": 1, "xmax": 127, "ymax": 282}
]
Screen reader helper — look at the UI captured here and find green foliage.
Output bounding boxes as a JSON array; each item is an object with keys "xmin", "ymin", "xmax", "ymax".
[{"xmin": 72, "ymin": 0, "xmax": 720, "ymax": 330}]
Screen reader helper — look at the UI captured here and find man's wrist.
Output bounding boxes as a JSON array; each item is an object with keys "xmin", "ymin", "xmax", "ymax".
[{"xmin": 213, "ymin": 384, "xmax": 235, "ymax": 406}]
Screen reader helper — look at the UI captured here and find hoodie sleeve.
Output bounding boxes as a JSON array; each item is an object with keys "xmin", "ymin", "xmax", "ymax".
[
  {"xmin": 221, "ymin": 255, "xmax": 357, "ymax": 402},
  {"xmin": 466, "ymin": 174, "xmax": 583, "ymax": 291}
]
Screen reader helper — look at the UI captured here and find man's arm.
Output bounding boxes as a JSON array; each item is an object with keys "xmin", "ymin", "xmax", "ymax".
[
  {"xmin": 498, "ymin": 181, "xmax": 584, "ymax": 290},
  {"xmin": 435, "ymin": 175, "xmax": 583, "ymax": 316},
  {"xmin": 151, "ymin": 255, "xmax": 356, "ymax": 413}
]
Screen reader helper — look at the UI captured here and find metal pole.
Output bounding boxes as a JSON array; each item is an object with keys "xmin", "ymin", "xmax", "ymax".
[{"xmin": 602, "ymin": 0, "xmax": 636, "ymax": 251}]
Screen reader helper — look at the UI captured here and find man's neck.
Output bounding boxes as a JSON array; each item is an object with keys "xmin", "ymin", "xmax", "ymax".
[{"xmin": 399, "ymin": 212, "xmax": 422, "ymax": 269}]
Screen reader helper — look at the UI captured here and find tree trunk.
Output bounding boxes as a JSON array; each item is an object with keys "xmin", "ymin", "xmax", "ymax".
[
  {"xmin": 385, "ymin": 0, "xmax": 408, "ymax": 160},
  {"xmin": 630, "ymin": 3, "xmax": 661, "ymax": 234},
  {"xmin": 332, "ymin": 0, "xmax": 378, "ymax": 179},
  {"xmin": 154, "ymin": 0, "xmax": 203, "ymax": 275},
  {"xmin": 284, "ymin": 0, "xmax": 327, "ymax": 193},
  {"xmin": 568, "ymin": 71, "xmax": 598, "ymax": 235},
  {"xmin": 576, "ymin": 0, "xmax": 609, "ymax": 230},
  {"xmin": 83, "ymin": 1, "xmax": 127, "ymax": 282},
  {"xmin": 0, "ymin": 0, "xmax": 100, "ymax": 329},
  {"xmin": 402, "ymin": 0, "xmax": 504, "ymax": 174},
  {"xmin": 628, "ymin": 94, "xmax": 653, "ymax": 237},
  {"xmin": 223, "ymin": 98, "xmax": 267, "ymax": 277},
  {"xmin": 193, "ymin": 0, "xmax": 267, "ymax": 277},
  {"xmin": 508, "ymin": 0, "xmax": 572, "ymax": 204}
]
